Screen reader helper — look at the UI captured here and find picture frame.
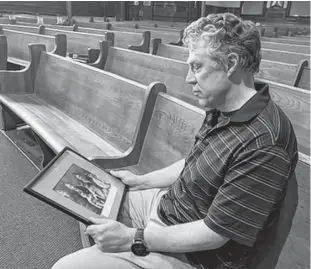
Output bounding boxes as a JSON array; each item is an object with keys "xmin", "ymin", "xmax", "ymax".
[{"xmin": 23, "ymin": 147, "xmax": 126, "ymax": 226}]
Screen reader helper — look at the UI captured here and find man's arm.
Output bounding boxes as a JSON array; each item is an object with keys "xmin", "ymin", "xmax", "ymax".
[
  {"xmin": 144, "ymin": 219, "xmax": 229, "ymax": 252},
  {"xmin": 140, "ymin": 158, "xmax": 185, "ymax": 189},
  {"xmin": 111, "ymin": 159, "xmax": 185, "ymax": 190}
]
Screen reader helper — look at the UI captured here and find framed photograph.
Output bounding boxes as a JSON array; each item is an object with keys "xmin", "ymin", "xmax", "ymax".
[{"xmin": 23, "ymin": 147, "xmax": 126, "ymax": 226}]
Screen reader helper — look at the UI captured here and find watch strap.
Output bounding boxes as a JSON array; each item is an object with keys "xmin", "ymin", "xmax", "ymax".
[{"xmin": 134, "ymin": 228, "xmax": 144, "ymax": 241}]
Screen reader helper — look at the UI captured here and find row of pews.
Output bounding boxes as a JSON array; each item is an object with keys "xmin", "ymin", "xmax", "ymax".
[{"xmin": 0, "ymin": 15, "xmax": 309, "ymax": 269}]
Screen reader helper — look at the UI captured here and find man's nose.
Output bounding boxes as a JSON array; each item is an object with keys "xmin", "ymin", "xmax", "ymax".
[{"xmin": 185, "ymin": 69, "xmax": 196, "ymax": 85}]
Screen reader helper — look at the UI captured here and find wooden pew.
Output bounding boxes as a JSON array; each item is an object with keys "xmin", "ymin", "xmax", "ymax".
[
  {"xmin": 261, "ymin": 40, "xmax": 310, "ymax": 54},
  {"xmin": 259, "ymin": 79, "xmax": 310, "ymax": 157},
  {"xmin": 40, "ymin": 25, "xmax": 114, "ymax": 57},
  {"xmin": 261, "ymin": 49, "xmax": 310, "ymax": 65},
  {"xmin": 89, "ymin": 91, "xmax": 309, "ymax": 269},
  {"xmin": 152, "ymin": 39, "xmax": 310, "ymax": 65},
  {"xmin": 91, "ymin": 44, "xmax": 193, "ymax": 106},
  {"xmin": 0, "ymin": 23, "xmax": 115, "ymax": 63},
  {"xmin": 150, "ymin": 40, "xmax": 309, "ymax": 87},
  {"xmin": 90, "ymin": 43, "xmax": 310, "ymax": 157},
  {"xmin": 0, "ymin": 28, "xmax": 66, "ymax": 68},
  {"xmin": 73, "ymin": 25, "xmax": 150, "ymax": 53},
  {"xmin": 261, "ymin": 36, "xmax": 310, "ymax": 46},
  {"xmin": 0, "ymin": 43, "xmax": 166, "ymax": 167}
]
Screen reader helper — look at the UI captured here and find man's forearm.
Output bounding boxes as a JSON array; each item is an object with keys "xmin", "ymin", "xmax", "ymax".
[
  {"xmin": 141, "ymin": 159, "xmax": 185, "ymax": 189},
  {"xmin": 144, "ymin": 219, "xmax": 228, "ymax": 253}
]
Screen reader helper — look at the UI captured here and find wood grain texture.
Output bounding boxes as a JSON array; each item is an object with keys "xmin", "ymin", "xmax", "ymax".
[
  {"xmin": 261, "ymin": 49, "xmax": 310, "ymax": 65},
  {"xmin": 261, "ymin": 36, "xmax": 310, "ymax": 46},
  {"xmin": 258, "ymin": 61, "xmax": 298, "ymax": 86},
  {"xmin": 154, "ymin": 42, "xmax": 310, "ymax": 65},
  {"xmin": 33, "ymin": 51, "xmax": 150, "ymax": 153},
  {"xmin": 1, "ymin": 29, "xmax": 55, "ymax": 61},
  {"xmin": 128, "ymin": 93, "xmax": 204, "ymax": 174},
  {"xmin": 258, "ymin": 79, "xmax": 310, "ymax": 156},
  {"xmin": 0, "ymin": 23, "xmax": 40, "ymax": 34},
  {"xmin": 298, "ymin": 67, "xmax": 310, "ymax": 90},
  {"xmin": 262, "ymin": 41, "xmax": 310, "ymax": 54},
  {"xmin": 43, "ymin": 28, "xmax": 105, "ymax": 55},
  {"xmin": 103, "ymin": 46, "xmax": 196, "ymax": 106}
]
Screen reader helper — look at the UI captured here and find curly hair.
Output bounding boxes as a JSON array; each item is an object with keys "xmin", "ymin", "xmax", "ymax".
[{"xmin": 183, "ymin": 13, "xmax": 261, "ymax": 74}]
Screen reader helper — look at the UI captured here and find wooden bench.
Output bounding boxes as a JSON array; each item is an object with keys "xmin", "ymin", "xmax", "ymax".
[
  {"xmin": 151, "ymin": 40, "xmax": 309, "ymax": 87},
  {"xmin": 90, "ymin": 43, "xmax": 193, "ymax": 106},
  {"xmin": 88, "ymin": 91, "xmax": 309, "ymax": 269},
  {"xmin": 72, "ymin": 25, "xmax": 150, "ymax": 53},
  {"xmin": 90, "ymin": 42, "xmax": 310, "ymax": 157},
  {"xmin": 0, "ymin": 28, "xmax": 66, "ymax": 68},
  {"xmin": 0, "ymin": 43, "xmax": 166, "ymax": 167},
  {"xmin": 151, "ymin": 39, "xmax": 310, "ymax": 65},
  {"xmin": 261, "ymin": 40, "xmax": 310, "ymax": 54},
  {"xmin": 0, "ymin": 23, "xmax": 115, "ymax": 62},
  {"xmin": 261, "ymin": 36, "xmax": 310, "ymax": 46}
]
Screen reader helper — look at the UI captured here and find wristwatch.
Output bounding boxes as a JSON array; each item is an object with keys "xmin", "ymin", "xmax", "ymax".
[{"xmin": 131, "ymin": 228, "xmax": 149, "ymax": 256}]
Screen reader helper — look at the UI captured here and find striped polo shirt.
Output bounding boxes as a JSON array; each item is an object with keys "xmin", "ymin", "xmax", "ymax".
[{"xmin": 157, "ymin": 82, "xmax": 298, "ymax": 269}]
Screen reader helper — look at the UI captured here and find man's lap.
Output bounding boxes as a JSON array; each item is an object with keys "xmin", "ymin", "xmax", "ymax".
[{"xmin": 52, "ymin": 188, "xmax": 196, "ymax": 269}]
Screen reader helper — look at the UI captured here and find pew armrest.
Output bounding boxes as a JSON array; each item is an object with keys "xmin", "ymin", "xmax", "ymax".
[
  {"xmin": 151, "ymin": 38, "xmax": 162, "ymax": 55},
  {"xmin": 128, "ymin": 31, "xmax": 151, "ymax": 53},
  {"xmin": 293, "ymin": 60, "xmax": 309, "ymax": 87},
  {"xmin": 50, "ymin": 34, "xmax": 67, "ymax": 57},
  {"xmin": 91, "ymin": 81, "xmax": 167, "ymax": 170},
  {"xmin": 88, "ymin": 40, "xmax": 110, "ymax": 69}
]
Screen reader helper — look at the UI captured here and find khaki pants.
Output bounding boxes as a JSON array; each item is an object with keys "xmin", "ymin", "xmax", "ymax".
[{"xmin": 52, "ymin": 188, "xmax": 196, "ymax": 269}]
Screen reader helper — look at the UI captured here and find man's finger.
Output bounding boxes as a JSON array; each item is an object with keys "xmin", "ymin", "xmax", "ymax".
[{"xmin": 89, "ymin": 216, "xmax": 108, "ymax": 224}]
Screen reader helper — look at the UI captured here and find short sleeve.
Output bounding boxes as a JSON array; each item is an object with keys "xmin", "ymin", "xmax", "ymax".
[{"xmin": 204, "ymin": 146, "xmax": 292, "ymax": 247}]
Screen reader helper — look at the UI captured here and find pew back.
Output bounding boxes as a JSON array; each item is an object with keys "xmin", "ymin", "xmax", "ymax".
[
  {"xmin": 259, "ymin": 79, "xmax": 310, "ymax": 156},
  {"xmin": 153, "ymin": 41, "xmax": 310, "ymax": 65},
  {"xmin": 261, "ymin": 40, "xmax": 310, "ymax": 54},
  {"xmin": 74, "ymin": 26, "xmax": 149, "ymax": 52},
  {"xmin": 102, "ymin": 46, "xmax": 194, "ymax": 106},
  {"xmin": 34, "ymin": 51, "xmax": 151, "ymax": 152},
  {"xmin": 42, "ymin": 27, "xmax": 106, "ymax": 55},
  {"xmin": 1, "ymin": 29, "xmax": 64, "ymax": 61},
  {"xmin": 261, "ymin": 36, "xmax": 310, "ymax": 46},
  {"xmin": 129, "ymin": 93, "xmax": 204, "ymax": 174}
]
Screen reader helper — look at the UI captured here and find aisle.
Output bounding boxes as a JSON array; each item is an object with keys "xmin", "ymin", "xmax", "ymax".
[{"xmin": 0, "ymin": 131, "xmax": 82, "ymax": 269}]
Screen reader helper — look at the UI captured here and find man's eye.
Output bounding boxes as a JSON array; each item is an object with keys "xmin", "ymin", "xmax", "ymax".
[{"xmin": 192, "ymin": 64, "xmax": 201, "ymax": 72}]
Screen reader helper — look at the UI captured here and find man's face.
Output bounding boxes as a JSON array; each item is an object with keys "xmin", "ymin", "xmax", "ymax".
[{"xmin": 186, "ymin": 39, "xmax": 231, "ymax": 108}]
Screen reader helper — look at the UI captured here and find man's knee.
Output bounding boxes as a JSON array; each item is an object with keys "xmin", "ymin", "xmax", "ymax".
[{"xmin": 51, "ymin": 255, "xmax": 73, "ymax": 269}]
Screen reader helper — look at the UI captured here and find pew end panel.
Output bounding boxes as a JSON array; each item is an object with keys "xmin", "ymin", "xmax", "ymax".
[
  {"xmin": 91, "ymin": 81, "xmax": 167, "ymax": 170},
  {"xmin": 128, "ymin": 31, "xmax": 151, "ymax": 53},
  {"xmin": 150, "ymin": 38, "xmax": 162, "ymax": 55},
  {"xmin": 49, "ymin": 33, "xmax": 67, "ymax": 57},
  {"xmin": 0, "ymin": 35, "xmax": 7, "ymax": 70},
  {"xmin": 88, "ymin": 40, "xmax": 110, "ymax": 69},
  {"xmin": 293, "ymin": 60, "xmax": 309, "ymax": 88},
  {"xmin": 0, "ymin": 43, "xmax": 46, "ymax": 130}
]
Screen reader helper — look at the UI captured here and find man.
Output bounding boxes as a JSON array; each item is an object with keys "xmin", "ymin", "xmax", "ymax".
[{"xmin": 52, "ymin": 13, "xmax": 298, "ymax": 269}]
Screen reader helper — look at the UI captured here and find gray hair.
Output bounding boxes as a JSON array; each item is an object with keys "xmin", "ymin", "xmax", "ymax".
[{"xmin": 183, "ymin": 13, "xmax": 261, "ymax": 74}]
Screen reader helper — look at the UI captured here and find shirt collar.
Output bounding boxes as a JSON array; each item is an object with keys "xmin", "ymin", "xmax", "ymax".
[{"xmin": 229, "ymin": 81, "xmax": 270, "ymax": 123}]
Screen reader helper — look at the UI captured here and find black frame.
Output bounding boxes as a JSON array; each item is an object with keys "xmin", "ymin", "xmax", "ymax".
[{"xmin": 23, "ymin": 146, "xmax": 126, "ymax": 226}]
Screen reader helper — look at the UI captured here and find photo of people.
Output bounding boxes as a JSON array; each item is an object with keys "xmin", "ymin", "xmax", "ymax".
[{"xmin": 53, "ymin": 164, "xmax": 112, "ymax": 214}]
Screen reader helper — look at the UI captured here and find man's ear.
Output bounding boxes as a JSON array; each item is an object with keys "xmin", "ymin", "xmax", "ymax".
[{"xmin": 227, "ymin": 53, "xmax": 239, "ymax": 78}]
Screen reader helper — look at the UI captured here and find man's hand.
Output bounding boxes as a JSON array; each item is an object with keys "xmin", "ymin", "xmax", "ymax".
[
  {"xmin": 110, "ymin": 170, "xmax": 146, "ymax": 191},
  {"xmin": 85, "ymin": 217, "xmax": 136, "ymax": 252}
]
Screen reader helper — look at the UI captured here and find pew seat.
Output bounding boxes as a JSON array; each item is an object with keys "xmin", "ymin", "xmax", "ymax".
[{"xmin": 0, "ymin": 44, "xmax": 166, "ymax": 167}]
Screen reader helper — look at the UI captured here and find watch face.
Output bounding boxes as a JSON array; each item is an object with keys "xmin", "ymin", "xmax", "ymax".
[{"xmin": 131, "ymin": 242, "xmax": 148, "ymax": 256}]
